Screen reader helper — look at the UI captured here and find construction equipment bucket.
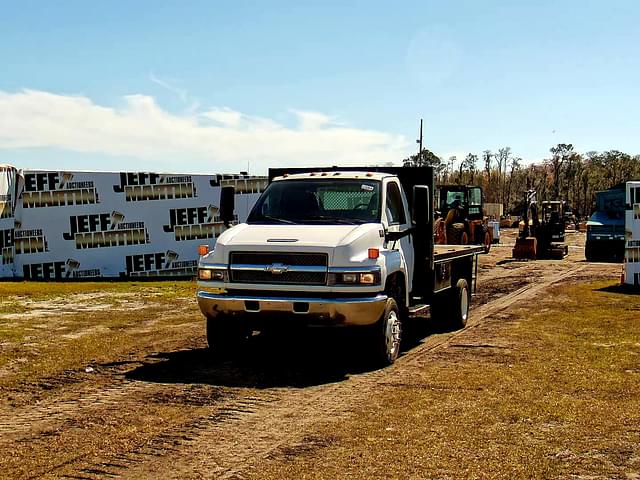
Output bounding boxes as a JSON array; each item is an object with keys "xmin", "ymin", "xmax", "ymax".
[{"xmin": 513, "ymin": 237, "xmax": 537, "ymax": 260}]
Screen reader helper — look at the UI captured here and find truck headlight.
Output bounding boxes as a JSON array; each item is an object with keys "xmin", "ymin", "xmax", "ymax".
[
  {"xmin": 198, "ymin": 268, "xmax": 226, "ymax": 281},
  {"xmin": 342, "ymin": 273, "xmax": 358, "ymax": 283},
  {"xmin": 329, "ymin": 270, "xmax": 381, "ymax": 286}
]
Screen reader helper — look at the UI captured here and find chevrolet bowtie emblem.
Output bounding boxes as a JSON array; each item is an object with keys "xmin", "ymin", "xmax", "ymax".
[{"xmin": 265, "ymin": 263, "xmax": 289, "ymax": 275}]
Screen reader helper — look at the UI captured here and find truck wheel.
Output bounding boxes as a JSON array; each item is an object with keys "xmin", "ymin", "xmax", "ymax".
[
  {"xmin": 429, "ymin": 278, "xmax": 470, "ymax": 331},
  {"xmin": 370, "ymin": 298, "xmax": 402, "ymax": 366},
  {"xmin": 584, "ymin": 242, "xmax": 595, "ymax": 262},
  {"xmin": 206, "ymin": 315, "xmax": 250, "ymax": 356},
  {"xmin": 483, "ymin": 230, "xmax": 492, "ymax": 254},
  {"xmin": 449, "ymin": 278, "xmax": 470, "ymax": 330}
]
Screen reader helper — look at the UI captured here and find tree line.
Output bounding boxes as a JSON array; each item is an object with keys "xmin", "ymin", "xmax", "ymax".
[{"xmin": 403, "ymin": 144, "xmax": 640, "ymax": 218}]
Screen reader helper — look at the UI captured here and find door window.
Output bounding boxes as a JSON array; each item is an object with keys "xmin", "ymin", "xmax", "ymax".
[
  {"xmin": 386, "ymin": 182, "xmax": 406, "ymax": 225},
  {"xmin": 469, "ymin": 187, "xmax": 482, "ymax": 216}
]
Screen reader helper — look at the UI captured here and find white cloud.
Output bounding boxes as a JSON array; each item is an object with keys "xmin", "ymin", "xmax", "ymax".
[{"xmin": 0, "ymin": 89, "xmax": 411, "ymax": 174}]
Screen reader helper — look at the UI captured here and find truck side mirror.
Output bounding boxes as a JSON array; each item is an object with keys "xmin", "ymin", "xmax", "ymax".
[
  {"xmin": 219, "ymin": 185, "xmax": 236, "ymax": 227},
  {"xmin": 412, "ymin": 185, "xmax": 430, "ymax": 225}
]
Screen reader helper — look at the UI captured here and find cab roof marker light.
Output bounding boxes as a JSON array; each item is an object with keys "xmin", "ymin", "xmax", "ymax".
[
  {"xmin": 321, "ymin": 172, "xmax": 328, "ymax": 176},
  {"xmin": 366, "ymin": 172, "xmax": 374, "ymax": 177},
  {"xmin": 198, "ymin": 245, "xmax": 209, "ymax": 256},
  {"xmin": 368, "ymin": 248, "xmax": 379, "ymax": 259}
]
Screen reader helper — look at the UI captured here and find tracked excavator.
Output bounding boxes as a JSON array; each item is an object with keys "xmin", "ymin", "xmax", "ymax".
[
  {"xmin": 513, "ymin": 191, "xmax": 568, "ymax": 259},
  {"xmin": 538, "ymin": 200, "xmax": 569, "ymax": 259}
]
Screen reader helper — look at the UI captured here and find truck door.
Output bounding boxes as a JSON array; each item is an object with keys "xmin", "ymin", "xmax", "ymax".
[{"xmin": 383, "ymin": 180, "xmax": 414, "ymax": 296}]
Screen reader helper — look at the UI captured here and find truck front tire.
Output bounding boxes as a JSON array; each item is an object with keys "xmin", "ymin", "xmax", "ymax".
[
  {"xmin": 585, "ymin": 241, "xmax": 595, "ymax": 262},
  {"xmin": 370, "ymin": 298, "xmax": 402, "ymax": 366}
]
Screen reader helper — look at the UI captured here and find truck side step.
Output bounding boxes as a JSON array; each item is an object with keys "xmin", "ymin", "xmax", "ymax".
[{"xmin": 409, "ymin": 304, "xmax": 430, "ymax": 316}]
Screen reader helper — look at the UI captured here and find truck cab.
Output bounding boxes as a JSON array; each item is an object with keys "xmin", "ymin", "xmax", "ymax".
[
  {"xmin": 197, "ymin": 166, "xmax": 482, "ymax": 366},
  {"xmin": 586, "ymin": 185, "xmax": 626, "ymax": 262}
]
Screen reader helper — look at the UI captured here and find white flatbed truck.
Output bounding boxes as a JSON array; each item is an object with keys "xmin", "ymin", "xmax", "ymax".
[{"xmin": 197, "ymin": 166, "xmax": 482, "ymax": 365}]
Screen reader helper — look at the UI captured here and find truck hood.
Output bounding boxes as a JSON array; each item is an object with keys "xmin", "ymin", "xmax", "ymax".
[
  {"xmin": 587, "ymin": 211, "xmax": 625, "ymax": 226},
  {"xmin": 218, "ymin": 223, "xmax": 382, "ymax": 248}
]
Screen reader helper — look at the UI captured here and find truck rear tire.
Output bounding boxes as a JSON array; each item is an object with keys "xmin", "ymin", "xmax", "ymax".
[
  {"xmin": 206, "ymin": 315, "xmax": 250, "ymax": 356},
  {"xmin": 450, "ymin": 278, "xmax": 470, "ymax": 330},
  {"xmin": 370, "ymin": 298, "xmax": 402, "ymax": 366},
  {"xmin": 430, "ymin": 278, "xmax": 470, "ymax": 331}
]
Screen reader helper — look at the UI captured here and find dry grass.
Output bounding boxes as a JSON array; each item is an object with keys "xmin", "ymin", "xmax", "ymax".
[
  {"xmin": 0, "ymin": 280, "xmax": 195, "ymax": 302},
  {"xmin": 0, "ymin": 280, "xmax": 229, "ymax": 479},
  {"xmin": 252, "ymin": 281, "xmax": 640, "ymax": 479},
  {"xmin": 0, "ymin": 281, "xmax": 200, "ymax": 390},
  {"xmin": 3, "ymin": 398, "xmax": 215, "ymax": 479}
]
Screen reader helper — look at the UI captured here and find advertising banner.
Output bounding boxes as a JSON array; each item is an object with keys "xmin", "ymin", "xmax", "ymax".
[
  {"xmin": 625, "ymin": 181, "xmax": 640, "ymax": 286},
  {"xmin": 0, "ymin": 166, "xmax": 19, "ymax": 277},
  {"xmin": 3, "ymin": 168, "xmax": 266, "ymax": 279}
]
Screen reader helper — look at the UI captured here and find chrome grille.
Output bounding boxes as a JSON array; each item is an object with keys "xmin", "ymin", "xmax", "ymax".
[
  {"xmin": 231, "ymin": 270, "xmax": 326, "ymax": 285},
  {"xmin": 229, "ymin": 251, "xmax": 328, "ymax": 285},
  {"xmin": 230, "ymin": 252, "xmax": 327, "ymax": 266}
]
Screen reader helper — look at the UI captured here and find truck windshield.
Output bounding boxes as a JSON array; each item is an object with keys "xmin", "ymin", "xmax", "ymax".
[{"xmin": 247, "ymin": 179, "xmax": 381, "ymax": 225}]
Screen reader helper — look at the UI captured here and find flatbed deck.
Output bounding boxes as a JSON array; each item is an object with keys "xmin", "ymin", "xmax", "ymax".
[{"xmin": 434, "ymin": 244, "xmax": 484, "ymax": 262}]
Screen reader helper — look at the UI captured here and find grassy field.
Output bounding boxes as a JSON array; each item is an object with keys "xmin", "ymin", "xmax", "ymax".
[
  {"xmin": 2, "ymin": 272, "xmax": 638, "ymax": 479},
  {"xmin": 251, "ymin": 281, "xmax": 640, "ymax": 479},
  {"xmin": 0, "ymin": 281, "xmax": 200, "ymax": 391}
]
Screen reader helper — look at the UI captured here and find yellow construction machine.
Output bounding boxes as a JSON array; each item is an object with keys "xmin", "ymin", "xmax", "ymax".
[
  {"xmin": 513, "ymin": 190, "xmax": 539, "ymax": 259},
  {"xmin": 433, "ymin": 185, "xmax": 493, "ymax": 253},
  {"xmin": 513, "ymin": 191, "xmax": 568, "ymax": 260}
]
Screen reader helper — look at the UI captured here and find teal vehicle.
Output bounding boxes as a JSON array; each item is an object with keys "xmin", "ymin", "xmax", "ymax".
[{"xmin": 585, "ymin": 185, "xmax": 625, "ymax": 262}]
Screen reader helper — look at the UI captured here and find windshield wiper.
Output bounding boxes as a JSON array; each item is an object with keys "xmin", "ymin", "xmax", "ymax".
[
  {"xmin": 253, "ymin": 215, "xmax": 298, "ymax": 225},
  {"xmin": 304, "ymin": 215, "xmax": 364, "ymax": 225}
]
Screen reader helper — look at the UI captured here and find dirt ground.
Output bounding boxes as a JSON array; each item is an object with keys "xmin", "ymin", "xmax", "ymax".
[{"xmin": 0, "ymin": 229, "xmax": 636, "ymax": 479}]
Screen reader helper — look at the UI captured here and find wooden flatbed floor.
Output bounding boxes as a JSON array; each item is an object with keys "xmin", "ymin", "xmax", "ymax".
[{"xmin": 434, "ymin": 244, "xmax": 484, "ymax": 262}]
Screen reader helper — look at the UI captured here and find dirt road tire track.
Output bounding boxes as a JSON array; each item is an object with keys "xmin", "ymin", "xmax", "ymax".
[{"xmin": 40, "ymin": 264, "xmax": 587, "ymax": 480}]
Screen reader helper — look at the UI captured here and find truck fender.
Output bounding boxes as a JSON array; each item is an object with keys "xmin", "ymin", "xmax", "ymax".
[{"xmin": 383, "ymin": 269, "xmax": 408, "ymax": 316}]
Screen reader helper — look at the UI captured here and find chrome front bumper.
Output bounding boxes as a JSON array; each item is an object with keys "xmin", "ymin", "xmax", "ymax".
[{"xmin": 197, "ymin": 291, "xmax": 388, "ymax": 326}]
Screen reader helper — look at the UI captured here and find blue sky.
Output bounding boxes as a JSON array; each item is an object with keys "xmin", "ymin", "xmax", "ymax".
[{"xmin": 0, "ymin": 0, "xmax": 638, "ymax": 174}]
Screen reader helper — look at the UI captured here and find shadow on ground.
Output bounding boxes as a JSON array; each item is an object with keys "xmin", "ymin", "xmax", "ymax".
[
  {"xmin": 596, "ymin": 283, "xmax": 640, "ymax": 295},
  {"xmin": 124, "ymin": 318, "xmax": 445, "ymax": 389}
]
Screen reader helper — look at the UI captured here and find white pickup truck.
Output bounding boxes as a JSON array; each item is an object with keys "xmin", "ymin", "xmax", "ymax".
[{"xmin": 197, "ymin": 166, "xmax": 482, "ymax": 365}]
